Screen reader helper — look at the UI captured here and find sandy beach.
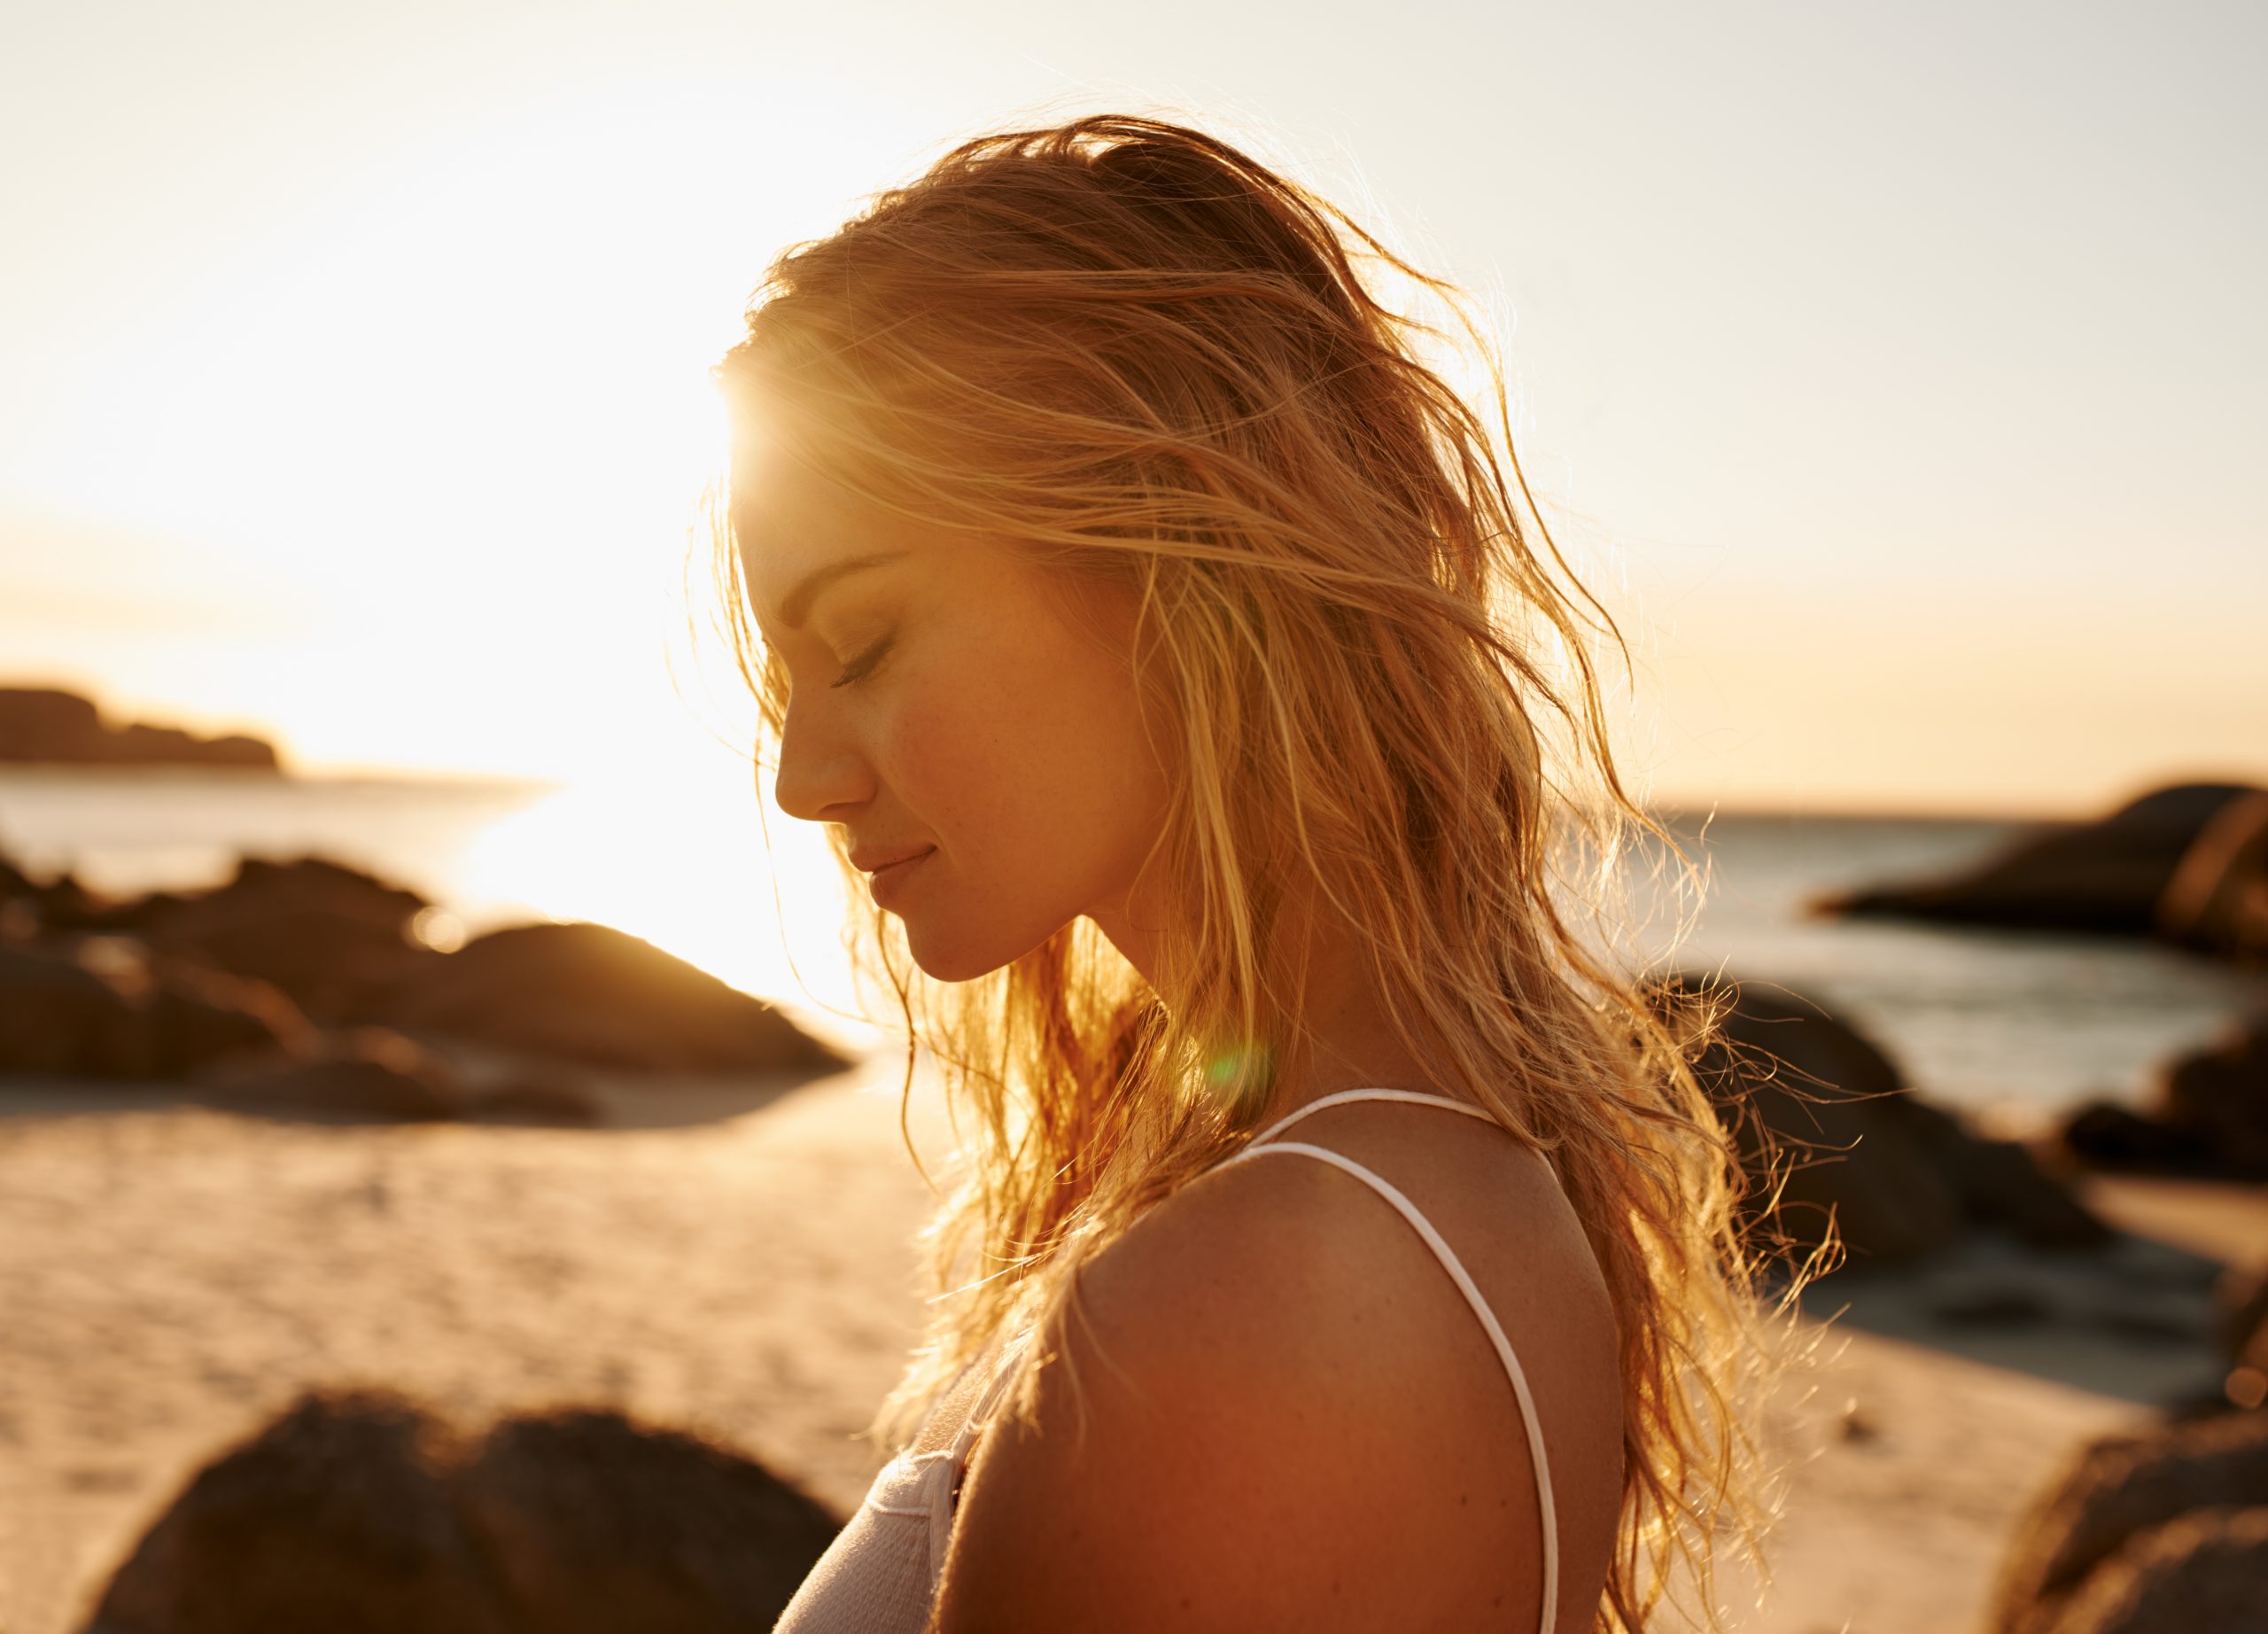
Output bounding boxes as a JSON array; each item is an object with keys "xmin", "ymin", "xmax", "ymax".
[{"xmin": 3, "ymin": 1056, "xmax": 2260, "ymax": 1634}]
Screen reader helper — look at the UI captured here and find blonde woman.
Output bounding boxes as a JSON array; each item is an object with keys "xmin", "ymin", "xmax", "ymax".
[{"xmin": 718, "ymin": 115, "xmax": 1762, "ymax": 1633}]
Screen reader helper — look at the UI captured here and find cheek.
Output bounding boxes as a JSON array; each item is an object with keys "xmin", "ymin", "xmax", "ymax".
[{"xmin": 878, "ymin": 611, "xmax": 1158, "ymax": 870}]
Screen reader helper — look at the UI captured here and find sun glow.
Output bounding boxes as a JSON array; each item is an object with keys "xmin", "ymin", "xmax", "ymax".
[
  {"xmin": 4, "ymin": 77, "xmax": 889, "ymax": 782},
  {"xmin": 455, "ymin": 753, "xmax": 877, "ymax": 1051}
]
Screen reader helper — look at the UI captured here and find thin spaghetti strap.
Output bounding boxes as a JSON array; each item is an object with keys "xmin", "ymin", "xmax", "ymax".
[
  {"xmin": 1245, "ymin": 1086, "xmax": 1496, "ymax": 1148},
  {"xmin": 1216, "ymin": 1138, "xmax": 1561, "ymax": 1634}
]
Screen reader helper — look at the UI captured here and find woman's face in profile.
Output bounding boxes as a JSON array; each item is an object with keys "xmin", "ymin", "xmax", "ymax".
[{"xmin": 738, "ymin": 453, "xmax": 1175, "ymax": 982}]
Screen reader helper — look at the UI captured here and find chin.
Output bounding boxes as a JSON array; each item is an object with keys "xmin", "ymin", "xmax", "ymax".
[{"xmin": 901, "ymin": 914, "xmax": 1068, "ymax": 985}]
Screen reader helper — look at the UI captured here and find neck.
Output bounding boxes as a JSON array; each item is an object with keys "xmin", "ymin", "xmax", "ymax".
[{"xmin": 1090, "ymin": 881, "xmax": 1440, "ymax": 1125}]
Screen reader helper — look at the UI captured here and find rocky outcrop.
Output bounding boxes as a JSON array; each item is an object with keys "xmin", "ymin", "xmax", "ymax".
[
  {"xmin": 3, "ymin": 844, "xmax": 845, "ymax": 1112},
  {"xmin": 95, "ymin": 857, "xmax": 444, "ymax": 1020},
  {"xmin": 0, "ymin": 943, "xmax": 307, "ymax": 1077},
  {"xmin": 1666, "ymin": 976, "xmax": 2109, "ymax": 1269},
  {"xmin": 81, "ymin": 1389, "xmax": 838, "ymax": 1634},
  {"xmin": 1814, "ymin": 783, "xmax": 2264, "ymax": 945},
  {"xmin": 2158, "ymin": 791, "xmax": 2268, "ymax": 961},
  {"xmin": 1990, "ymin": 1412, "xmax": 2268, "ymax": 1634},
  {"xmin": 2059, "ymin": 1018, "xmax": 2268, "ymax": 1182},
  {"xmin": 0, "ymin": 686, "xmax": 279, "ymax": 769},
  {"xmin": 376, "ymin": 922, "xmax": 848, "ymax": 1076}
]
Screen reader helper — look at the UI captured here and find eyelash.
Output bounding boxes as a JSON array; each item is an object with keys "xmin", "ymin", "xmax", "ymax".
[{"xmin": 830, "ymin": 634, "xmax": 895, "ymax": 689}]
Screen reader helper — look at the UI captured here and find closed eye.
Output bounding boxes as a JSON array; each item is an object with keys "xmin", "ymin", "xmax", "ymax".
[{"xmin": 831, "ymin": 633, "xmax": 896, "ymax": 689}]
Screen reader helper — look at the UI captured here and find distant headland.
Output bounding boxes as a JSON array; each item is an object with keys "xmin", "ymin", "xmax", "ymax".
[{"xmin": 0, "ymin": 686, "xmax": 281, "ymax": 770}]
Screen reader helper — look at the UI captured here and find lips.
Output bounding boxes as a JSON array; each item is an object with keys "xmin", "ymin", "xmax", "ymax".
[
  {"xmin": 852, "ymin": 844, "xmax": 934, "ymax": 910},
  {"xmin": 849, "ymin": 844, "xmax": 936, "ymax": 874}
]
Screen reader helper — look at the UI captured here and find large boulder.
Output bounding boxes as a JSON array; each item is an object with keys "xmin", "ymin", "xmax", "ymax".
[
  {"xmin": 2157, "ymin": 791, "xmax": 2268, "ymax": 961},
  {"xmin": 1990, "ymin": 1412, "xmax": 2268, "ymax": 1634},
  {"xmin": 96, "ymin": 857, "xmax": 442, "ymax": 1020},
  {"xmin": 377, "ymin": 922, "xmax": 846, "ymax": 1075},
  {"xmin": 0, "ymin": 943, "xmax": 306, "ymax": 1077},
  {"xmin": 2059, "ymin": 1019, "xmax": 2268, "ymax": 1181},
  {"xmin": 452, "ymin": 1409, "xmax": 840, "ymax": 1633},
  {"xmin": 1814, "ymin": 783, "xmax": 2262, "ymax": 940},
  {"xmin": 1667, "ymin": 976, "xmax": 2107, "ymax": 1268},
  {"xmin": 2046, "ymin": 1507, "xmax": 2268, "ymax": 1633},
  {"xmin": 81, "ymin": 1391, "xmax": 840, "ymax": 1634},
  {"xmin": 83, "ymin": 1391, "xmax": 511, "ymax": 1634}
]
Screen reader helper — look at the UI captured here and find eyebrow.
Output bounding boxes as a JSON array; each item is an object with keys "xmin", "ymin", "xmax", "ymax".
[{"xmin": 772, "ymin": 550, "xmax": 909, "ymax": 631}]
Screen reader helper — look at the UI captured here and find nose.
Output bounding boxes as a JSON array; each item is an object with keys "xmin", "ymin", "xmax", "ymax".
[{"xmin": 771, "ymin": 689, "xmax": 876, "ymax": 823}]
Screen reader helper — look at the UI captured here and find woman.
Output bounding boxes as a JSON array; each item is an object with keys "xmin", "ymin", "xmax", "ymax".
[{"xmin": 717, "ymin": 115, "xmax": 1764, "ymax": 1632}]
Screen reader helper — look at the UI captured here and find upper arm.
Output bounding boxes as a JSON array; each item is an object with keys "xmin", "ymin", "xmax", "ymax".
[{"xmin": 927, "ymin": 1155, "xmax": 1571, "ymax": 1633}]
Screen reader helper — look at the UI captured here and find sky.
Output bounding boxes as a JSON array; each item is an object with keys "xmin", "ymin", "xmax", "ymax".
[{"xmin": 3, "ymin": 0, "xmax": 2262, "ymax": 815}]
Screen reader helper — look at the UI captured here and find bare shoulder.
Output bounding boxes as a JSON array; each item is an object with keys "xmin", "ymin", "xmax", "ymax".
[{"xmin": 931, "ymin": 1110, "xmax": 1623, "ymax": 1633}]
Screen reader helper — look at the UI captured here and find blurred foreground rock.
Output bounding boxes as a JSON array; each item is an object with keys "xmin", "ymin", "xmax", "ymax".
[
  {"xmin": 1664, "ymin": 975, "xmax": 2109, "ymax": 1269},
  {"xmin": 0, "ymin": 686, "xmax": 279, "ymax": 770},
  {"xmin": 0, "ymin": 943, "xmax": 307, "ymax": 1077},
  {"xmin": 82, "ymin": 1389, "xmax": 838, "ymax": 1634},
  {"xmin": 1814, "ymin": 782, "xmax": 2268, "ymax": 959},
  {"xmin": 1991, "ymin": 1411, "xmax": 2268, "ymax": 1634}
]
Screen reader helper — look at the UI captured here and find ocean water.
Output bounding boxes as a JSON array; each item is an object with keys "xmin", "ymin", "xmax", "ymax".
[{"xmin": 1, "ymin": 768, "xmax": 2256, "ymax": 1127}]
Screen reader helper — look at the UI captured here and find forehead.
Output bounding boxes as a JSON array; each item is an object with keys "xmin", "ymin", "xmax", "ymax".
[{"xmin": 734, "ymin": 452, "xmax": 927, "ymax": 622}]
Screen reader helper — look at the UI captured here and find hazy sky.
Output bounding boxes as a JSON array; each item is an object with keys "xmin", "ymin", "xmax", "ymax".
[{"xmin": 4, "ymin": 0, "xmax": 2262, "ymax": 813}]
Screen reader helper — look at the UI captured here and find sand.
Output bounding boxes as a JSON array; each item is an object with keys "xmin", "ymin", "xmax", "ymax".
[{"xmin": 1, "ymin": 1063, "xmax": 2258, "ymax": 1634}]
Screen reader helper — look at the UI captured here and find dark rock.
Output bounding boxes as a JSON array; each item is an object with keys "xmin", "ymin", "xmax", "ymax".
[
  {"xmin": 198, "ymin": 1028, "xmax": 463, "ymax": 1122},
  {"xmin": 0, "ymin": 943, "xmax": 304, "ymax": 1078},
  {"xmin": 82, "ymin": 1390, "xmax": 510, "ymax": 1634},
  {"xmin": 108, "ymin": 857, "xmax": 440, "ymax": 1021},
  {"xmin": 1670, "ymin": 976, "xmax": 1960, "ymax": 1266},
  {"xmin": 453, "ymin": 1409, "xmax": 839, "ymax": 1633},
  {"xmin": 0, "ymin": 688, "xmax": 104, "ymax": 761},
  {"xmin": 0, "ymin": 847, "xmax": 120, "ymax": 936},
  {"xmin": 2156, "ymin": 1023, "xmax": 2268, "ymax": 1179},
  {"xmin": 2044, "ymin": 1506, "xmax": 2268, "ymax": 1633},
  {"xmin": 1897, "ymin": 1101, "xmax": 2112, "ymax": 1251},
  {"xmin": 82, "ymin": 1391, "xmax": 842, "ymax": 1634},
  {"xmin": 0, "ymin": 685, "xmax": 281, "ymax": 770},
  {"xmin": 2158, "ymin": 791, "xmax": 2268, "ymax": 961},
  {"xmin": 141, "ymin": 958, "xmax": 316, "ymax": 1074},
  {"xmin": 1815, "ymin": 783, "xmax": 2262, "ymax": 939},
  {"xmin": 379, "ymin": 922, "xmax": 847, "ymax": 1075},
  {"xmin": 0, "ymin": 945, "xmax": 128, "ymax": 1074},
  {"xmin": 2060, "ymin": 1101, "xmax": 2216, "ymax": 1173},
  {"xmin": 1990, "ymin": 1412, "xmax": 2268, "ymax": 1634},
  {"xmin": 1666, "ymin": 975, "xmax": 2108, "ymax": 1269},
  {"xmin": 2056, "ymin": 1021, "xmax": 2268, "ymax": 1181}
]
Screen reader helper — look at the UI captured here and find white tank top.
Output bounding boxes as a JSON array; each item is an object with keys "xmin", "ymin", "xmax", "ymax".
[{"xmin": 771, "ymin": 1088, "xmax": 1563, "ymax": 1634}]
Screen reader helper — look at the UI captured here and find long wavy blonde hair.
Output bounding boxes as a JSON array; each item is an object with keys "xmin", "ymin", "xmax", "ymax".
[{"xmin": 715, "ymin": 114, "xmax": 1773, "ymax": 1631}]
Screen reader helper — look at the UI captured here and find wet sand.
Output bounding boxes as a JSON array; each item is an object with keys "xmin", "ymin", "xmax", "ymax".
[{"xmin": 1, "ymin": 1062, "xmax": 2258, "ymax": 1634}]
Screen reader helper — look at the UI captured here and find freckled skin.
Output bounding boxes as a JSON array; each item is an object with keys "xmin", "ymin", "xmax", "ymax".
[{"xmin": 738, "ymin": 459, "xmax": 1174, "ymax": 983}]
